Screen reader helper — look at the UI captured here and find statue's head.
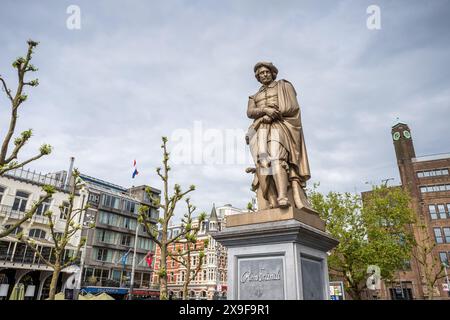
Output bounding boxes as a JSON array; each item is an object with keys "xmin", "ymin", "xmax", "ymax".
[{"xmin": 254, "ymin": 61, "xmax": 278, "ymax": 84}]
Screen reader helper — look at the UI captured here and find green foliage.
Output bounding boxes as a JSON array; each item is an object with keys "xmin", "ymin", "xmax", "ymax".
[
  {"xmin": 12, "ymin": 57, "xmax": 25, "ymax": 68},
  {"xmin": 39, "ymin": 144, "xmax": 52, "ymax": 155},
  {"xmin": 42, "ymin": 185, "xmax": 56, "ymax": 195},
  {"xmin": 308, "ymin": 184, "xmax": 415, "ymax": 299},
  {"xmin": 158, "ymin": 268, "xmax": 167, "ymax": 278},
  {"xmin": 28, "ymin": 79, "xmax": 39, "ymax": 87},
  {"xmin": 18, "ymin": 94, "xmax": 28, "ymax": 102},
  {"xmin": 26, "ymin": 64, "xmax": 38, "ymax": 72},
  {"xmin": 27, "ymin": 39, "xmax": 39, "ymax": 47},
  {"xmin": 198, "ymin": 212, "xmax": 207, "ymax": 222}
]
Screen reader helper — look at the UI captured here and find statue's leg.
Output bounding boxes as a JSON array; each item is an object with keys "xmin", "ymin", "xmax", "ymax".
[
  {"xmin": 292, "ymin": 180, "xmax": 310, "ymax": 209},
  {"xmin": 257, "ymin": 167, "xmax": 278, "ymax": 209},
  {"xmin": 269, "ymin": 140, "xmax": 289, "ymax": 208},
  {"xmin": 272, "ymin": 161, "xmax": 289, "ymax": 208}
]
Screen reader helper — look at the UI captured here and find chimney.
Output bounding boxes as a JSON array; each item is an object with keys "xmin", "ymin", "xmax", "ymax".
[{"xmin": 65, "ymin": 156, "xmax": 75, "ymax": 190}]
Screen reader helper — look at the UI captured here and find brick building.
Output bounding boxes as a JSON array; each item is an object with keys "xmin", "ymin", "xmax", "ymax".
[
  {"xmin": 151, "ymin": 204, "xmax": 241, "ymax": 299},
  {"xmin": 375, "ymin": 122, "xmax": 450, "ymax": 299}
]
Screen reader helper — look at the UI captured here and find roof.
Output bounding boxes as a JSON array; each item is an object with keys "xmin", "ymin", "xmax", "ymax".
[{"xmin": 209, "ymin": 203, "xmax": 218, "ymax": 221}]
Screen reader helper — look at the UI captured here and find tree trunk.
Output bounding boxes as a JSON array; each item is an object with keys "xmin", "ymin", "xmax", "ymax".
[
  {"xmin": 159, "ymin": 245, "xmax": 168, "ymax": 300},
  {"xmin": 183, "ymin": 263, "xmax": 191, "ymax": 300},
  {"xmin": 182, "ymin": 281, "xmax": 189, "ymax": 300},
  {"xmin": 48, "ymin": 265, "xmax": 61, "ymax": 300},
  {"xmin": 427, "ymin": 283, "xmax": 434, "ymax": 300}
]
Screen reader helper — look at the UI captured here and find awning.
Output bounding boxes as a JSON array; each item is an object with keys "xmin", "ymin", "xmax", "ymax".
[
  {"xmin": 81, "ymin": 286, "xmax": 128, "ymax": 295},
  {"xmin": 131, "ymin": 289, "xmax": 159, "ymax": 296}
]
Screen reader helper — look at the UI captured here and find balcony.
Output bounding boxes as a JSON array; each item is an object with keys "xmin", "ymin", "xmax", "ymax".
[
  {"xmin": 4, "ymin": 168, "xmax": 65, "ymax": 189},
  {"xmin": 0, "ymin": 205, "xmax": 25, "ymax": 220}
]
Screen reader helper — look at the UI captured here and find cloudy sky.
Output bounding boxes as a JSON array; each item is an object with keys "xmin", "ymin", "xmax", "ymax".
[{"xmin": 1, "ymin": 0, "xmax": 449, "ymax": 220}]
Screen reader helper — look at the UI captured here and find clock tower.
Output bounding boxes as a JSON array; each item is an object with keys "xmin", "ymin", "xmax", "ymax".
[
  {"xmin": 391, "ymin": 121, "xmax": 417, "ymax": 193},
  {"xmin": 392, "ymin": 122, "xmax": 415, "ymax": 162}
]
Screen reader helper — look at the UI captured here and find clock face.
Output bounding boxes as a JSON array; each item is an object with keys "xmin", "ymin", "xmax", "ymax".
[
  {"xmin": 403, "ymin": 130, "xmax": 411, "ymax": 139},
  {"xmin": 393, "ymin": 132, "xmax": 401, "ymax": 141}
]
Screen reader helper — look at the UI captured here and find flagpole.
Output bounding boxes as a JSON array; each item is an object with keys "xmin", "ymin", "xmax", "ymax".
[{"xmin": 129, "ymin": 214, "xmax": 139, "ymax": 300}]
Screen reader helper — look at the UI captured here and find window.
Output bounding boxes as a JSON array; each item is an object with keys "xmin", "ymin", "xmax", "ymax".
[
  {"xmin": 420, "ymin": 184, "xmax": 450, "ymax": 193},
  {"xmin": 124, "ymin": 200, "xmax": 136, "ymax": 214},
  {"xmin": 437, "ymin": 204, "xmax": 447, "ymax": 219},
  {"xmin": 12, "ymin": 191, "xmax": 29, "ymax": 212},
  {"xmin": 36, "ymin": 197, "xmax": 52, "ymax": 216},
  {"xmin": 428, "ymin": 205, "xmax": 437, "ymax": 220},
  {"xmin": 417, "ymin": 169, "xmax": 449, "ymax": 178},
  {"xmin": 444, "ymin": 228, "xmax": 450, "ymax": 243},
  {"xmin": 121, "ymin": 234, "xmax": 131, "ymax": 246},
  {"xmin": 434, "ymin": 228, "xmax": 444, "ymax": 244},
  {"xmin": 123, "ymin": 217, "xmax": 130, "ymax": 229},
  {"xmin": 29, "ymin": 228, "xmax": 46, "ymax": 239},
  {"xmin": 60, "ymin": 202, "xmax": 69, "ymax": 219},
  {"xmin": 439, "ymin": 252, "xmax": 449, "ymax": 266},
  {"xmin": 0, "ymin": 186, "xmax": 5, "ymax": 203},
  {"xmin": 3, "ymin": 225, "xmax": 22, "ymax": 235},
  {"xmin": 102, "ymin": 195, "xmax": 120, "ymax": 210},
  {"xmin": 88, "ymin": 193, "xmax": 100, "ymax": 204},
  {"xmin": 96, "ymin": 248, "xmax": 108, "ymax": 262}
]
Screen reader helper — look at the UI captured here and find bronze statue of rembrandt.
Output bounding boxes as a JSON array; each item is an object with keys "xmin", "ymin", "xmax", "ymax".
[{"xmin": 246, "ymin": 61, "xmax": 311, "ymax": 210}]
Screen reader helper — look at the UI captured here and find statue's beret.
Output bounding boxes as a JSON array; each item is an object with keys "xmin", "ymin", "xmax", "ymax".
[{"xmin": 253, "ymin": 61, "xmax": 278, "ymax": 76}]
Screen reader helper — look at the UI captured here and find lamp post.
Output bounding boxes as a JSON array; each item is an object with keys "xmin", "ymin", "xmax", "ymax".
[
  {"xmin": 76, "ymin": 211, "xmax": 95, "ymax": 291},
  {"xmin": 129, "ymin": 223, "xmax": 140, "ymax": 300},
  {"xmin": 214, "ymin": 242, "xmax": 221, "ymax": 300}
]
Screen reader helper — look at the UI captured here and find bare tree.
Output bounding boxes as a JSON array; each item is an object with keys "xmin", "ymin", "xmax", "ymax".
[
  {"xmin": 0, "ymin": 39, "xmax": 51, "ymax": 176},
  {"xmin": 412, "ymin": 217, "xmax": 447, "ymax": 299},
  {"xmin": 17, "ymin": 169, "xmax": 93, "ymax": 300},
  {"xmin": 167, "ymin": 198, "xmax": 207, "ymax": 300},
  {"xmin": 138, "ymin": 136, "xmax": 196, "ymax": 300}
]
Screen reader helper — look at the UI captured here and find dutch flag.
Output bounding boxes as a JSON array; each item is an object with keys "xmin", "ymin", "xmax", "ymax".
[{"xmin": 132, "ymin": 159, "xmax": 139, "ymax": 178}]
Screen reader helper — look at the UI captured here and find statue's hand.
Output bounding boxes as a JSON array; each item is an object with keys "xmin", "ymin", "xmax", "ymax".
[
  {"xmin": 264, "ymin": 106, "xmax": 281, "ymax": 120},
  {"xmin": 262, "ymin": 115, "xmax": 272, "ymax": 123}
]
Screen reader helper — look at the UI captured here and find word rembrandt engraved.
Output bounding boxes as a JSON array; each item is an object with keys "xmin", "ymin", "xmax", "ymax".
[
  {"xmin": 246, "ymin": 62, "xmax": 311, "ymax": 210},
  {"xmin": 238, "ymin": 258, "xmax": 285, "ymax": 299},
  {"xmin": 240, "ymin": 268, "xmax": 282, "ymax": 283}
]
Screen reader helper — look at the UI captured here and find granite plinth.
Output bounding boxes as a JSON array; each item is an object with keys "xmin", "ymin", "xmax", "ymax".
[{"xmin": 212, "ymin": 210, "xmax": 338, "ymax": 300}]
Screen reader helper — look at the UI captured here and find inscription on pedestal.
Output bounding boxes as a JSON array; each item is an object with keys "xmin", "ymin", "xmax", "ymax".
[{"xmin": 238, "ymin": 257, "xmax": 285, "ymax": 300}]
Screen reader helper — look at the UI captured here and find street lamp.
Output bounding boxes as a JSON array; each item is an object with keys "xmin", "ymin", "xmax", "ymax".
[
  {"xmin": 214, "ymin": 242, "xmax": 222, "ymax": 300},
  {"xmin": 76, "ymin": 211, "xmax": 96, "ymax": 291}
]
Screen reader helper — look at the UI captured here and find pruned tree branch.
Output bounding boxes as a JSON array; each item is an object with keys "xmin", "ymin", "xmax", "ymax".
[
  {"xmin": 0, "ymin": 39, "xmax": 51, "ymax": 176},
  {"xmin": 0, "ymin": 185, "xmax": 55, "ymax": 238}
]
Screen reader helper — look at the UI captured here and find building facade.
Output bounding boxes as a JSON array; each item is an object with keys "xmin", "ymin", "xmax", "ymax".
[
  {"xmin": 376, "ymin": 122, "xmax": 450, "ymax": 300},
  {"xmin": 0, "ymin": 167, "xmax": 85, "ymax": 300},
  {"xmin": 78, "ymin": 173, "xmax": 160, "ymax": 299},
  {"xmin": 152, "ymin": 204, "xmax": 242, "ymax": 300}
]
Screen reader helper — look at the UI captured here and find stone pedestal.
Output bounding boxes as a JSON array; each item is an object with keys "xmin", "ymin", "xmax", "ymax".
[{"xmin": 212, "ymin": 207, "xmax": 338, "ymax": 300}]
